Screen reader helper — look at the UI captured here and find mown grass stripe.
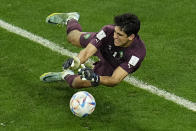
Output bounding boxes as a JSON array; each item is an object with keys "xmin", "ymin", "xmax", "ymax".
[{"xmin": 0, "ymin": 19, "xmax": 195, "ymax": 112}]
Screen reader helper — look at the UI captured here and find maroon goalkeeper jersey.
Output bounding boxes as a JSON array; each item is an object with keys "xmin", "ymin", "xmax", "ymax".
[{"xmin": 80, "ymin": 25, "xmax": 146, "ymax": 76}]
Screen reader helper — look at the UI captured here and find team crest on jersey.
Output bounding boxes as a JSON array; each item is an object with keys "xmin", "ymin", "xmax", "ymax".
[
  {"xmin": 112, "ymin": 51, "xmax": 123, "ymax": 59},
  {"xmin": 83, "ymin": 33, "xmax": 91, "ymax": 39},
  {"xmin": 120, "ymin": 51, "xmax": 123, "ymax": 58}
]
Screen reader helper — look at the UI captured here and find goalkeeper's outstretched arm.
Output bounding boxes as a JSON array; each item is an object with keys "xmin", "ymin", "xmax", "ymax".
[
  {"xmin": 77, "ymin": 43, "xmax": 97, "ymax": 64},
  {"xmin": 72, "ymin": 66, "xmax": 128, "ymax": 88},
  {"xmin": 99, "ymin": 66, "xmax": 128, "ymax": 87},
  {"xmin": 63, "ymin": 43, "xmax": 97, "ymax": 70}
]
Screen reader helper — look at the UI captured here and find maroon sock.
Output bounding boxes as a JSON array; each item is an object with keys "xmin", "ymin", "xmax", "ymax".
[
  {"xmin": 66, "ymin": 19, "xmax": 82, "ymax": 34},
  {"xmin": 64, "ymin": 74, "xmax": 78, "ymax": 88}
]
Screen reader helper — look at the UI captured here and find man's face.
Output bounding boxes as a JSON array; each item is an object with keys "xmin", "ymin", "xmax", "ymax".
[{"xmin": 113, "ymin": 26, "xmax": 134, "ymax": 47}]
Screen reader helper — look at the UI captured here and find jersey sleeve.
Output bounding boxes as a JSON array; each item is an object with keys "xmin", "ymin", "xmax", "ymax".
[
  {"xmin": 120, "ymin": 55, "xmax": 142, "ymax": 74},
  {"xmin": 90, "ymin": 25, "xmax": 114, "ymax": 49}
]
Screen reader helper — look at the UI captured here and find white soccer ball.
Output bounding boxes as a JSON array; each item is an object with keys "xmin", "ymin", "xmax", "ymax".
[{"xmin": 70, "ymin": 91, "xmax": 96, "ymax": 117}]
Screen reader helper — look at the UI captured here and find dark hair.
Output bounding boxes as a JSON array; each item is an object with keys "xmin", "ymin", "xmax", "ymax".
[{"xmin": 114, "ymin": 13, "xmax": 140, "ymax": 36}]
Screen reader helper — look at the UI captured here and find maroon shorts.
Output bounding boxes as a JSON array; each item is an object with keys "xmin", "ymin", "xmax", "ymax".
[{"xmin": 80, "ymin": 32, "xmax": 115, "ymax": 76}]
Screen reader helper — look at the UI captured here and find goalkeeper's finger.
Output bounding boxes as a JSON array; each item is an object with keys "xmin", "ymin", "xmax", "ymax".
[
  {"xmin": 71, "ymin": 60, "xmax": 76, "ymax": 68},
  {"xmin": 81, "ymin": 64, "xmax": 86, "ymax": 68},
  {"xmin": 81, "ymin": 77, "xmax": 87, "ymax": 81},
  {"xmin": 71, "ymin": 56, "xmax": 80, "ymax": 69}
]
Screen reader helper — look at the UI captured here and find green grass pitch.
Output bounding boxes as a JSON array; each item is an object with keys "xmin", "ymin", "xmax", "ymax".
[{"xmin": 0, "ymin": 0, "xmax": 196, "ymax": 130}]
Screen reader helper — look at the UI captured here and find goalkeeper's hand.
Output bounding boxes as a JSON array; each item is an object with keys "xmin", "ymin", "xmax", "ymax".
[
  {"xmin": 78, "ymin": 67, "xmax": 100, "ymax": 87},
  {"xmin": 63, "ymin": 56, "xmax": 80, "ymax": 70}
]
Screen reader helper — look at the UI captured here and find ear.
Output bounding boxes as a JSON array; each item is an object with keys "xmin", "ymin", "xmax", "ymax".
[{"xmin": 128, "ymin": 34, "xmax": 135, "ymax": 41}]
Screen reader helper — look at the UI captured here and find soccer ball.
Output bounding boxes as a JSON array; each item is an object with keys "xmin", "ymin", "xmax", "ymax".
[{"xmin": 70, "ymin": 91, "xmax": 96, "ymax": 117}]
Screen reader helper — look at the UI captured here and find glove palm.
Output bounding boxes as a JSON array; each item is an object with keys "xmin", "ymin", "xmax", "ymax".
[
  {"xmin": 63, "ymin": 56, "xmax": 80, "ymax": 70},
  {"xmin": 78, "ymin": 67, "xmax": 100, "ymax": 87}
]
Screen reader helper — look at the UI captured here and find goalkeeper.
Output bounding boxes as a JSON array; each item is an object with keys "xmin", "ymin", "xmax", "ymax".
[{"xmin": 40, "ymin": 12, "xmax": 146, "ymax": 88}]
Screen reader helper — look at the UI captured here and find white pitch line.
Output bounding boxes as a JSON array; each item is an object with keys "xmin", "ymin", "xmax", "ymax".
[{"xmin": 0, "ymin": 19, "xmax": 195, "ymax": 112}]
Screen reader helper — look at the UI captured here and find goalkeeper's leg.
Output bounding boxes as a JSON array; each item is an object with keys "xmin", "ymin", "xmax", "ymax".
[
  {"xmin": 65, "ymin": 75, "xmax": 92, "ymax": 88},
  {"xmin": 46, "ymin": 12, "xmax": 80, "ymax": 25},
  {"xmin": 40, "ymin": 70, "xmax": 92, "ymax": 88},
  {"xmin": 40, "ymin": 69, "xmax": 74, "ymax": 82}
]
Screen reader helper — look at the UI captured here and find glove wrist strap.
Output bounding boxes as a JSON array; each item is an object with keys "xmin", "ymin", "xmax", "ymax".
[{"xmin": 91, "ymin": 75, "xmax": 100, "ymax": 87}]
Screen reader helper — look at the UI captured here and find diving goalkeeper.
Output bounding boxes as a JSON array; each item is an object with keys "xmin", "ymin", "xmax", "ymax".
[{"xmin": 40, "ymin": 12, "xmax": 146, "ymax": 88}]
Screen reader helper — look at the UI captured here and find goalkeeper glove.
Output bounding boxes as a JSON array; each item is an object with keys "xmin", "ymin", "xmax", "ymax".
[
  {"xmin": 63, "ymin": 56, "xmax": 80, "ymax": 70},
  {"xmin": 78, "ymin": 67, "xmax": 100, "ymax": 87}
]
